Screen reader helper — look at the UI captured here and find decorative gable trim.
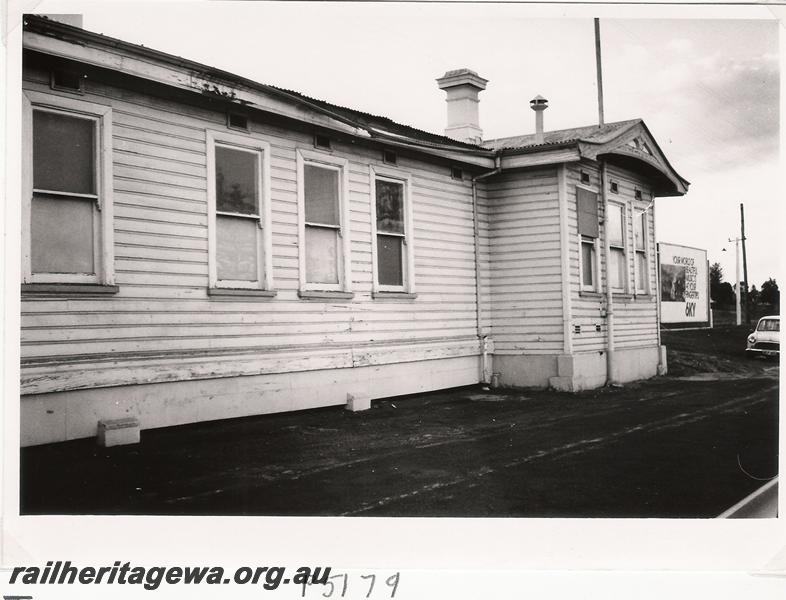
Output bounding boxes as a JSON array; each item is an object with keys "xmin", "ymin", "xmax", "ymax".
[{"xmin": 578, "ymin": 122, "xmax": 689, "ymax": 196}]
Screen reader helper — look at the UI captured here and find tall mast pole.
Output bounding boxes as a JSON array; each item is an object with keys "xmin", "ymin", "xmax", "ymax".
[
  {"xmin": 740, "ymin": 203, "xmax": 749, "ymax": 324},
  {"xmin": 594, "ymin": 18, "xmax": 605, "ymax": 127}
]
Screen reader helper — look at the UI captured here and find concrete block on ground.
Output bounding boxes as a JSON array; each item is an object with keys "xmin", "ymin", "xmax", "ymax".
[
  {"xmin": 346, "ymin": 393, "xmax": 371, "ymax": 412},
  {"xmin": 97, "ymin": 417, "xmax": 140, "ymax": 447}
]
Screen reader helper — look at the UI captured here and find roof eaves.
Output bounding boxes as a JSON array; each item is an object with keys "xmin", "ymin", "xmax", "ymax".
[
  {"xmin": 492, "ymin": 139, "xmax": 581, "ymax": 154},
  {"xmin": 23, "ymin": 14, "xmax": 487, "ymax": 155}
]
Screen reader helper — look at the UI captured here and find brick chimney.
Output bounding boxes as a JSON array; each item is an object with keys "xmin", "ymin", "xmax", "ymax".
[{"xmin": 436, "ymin": 69, "xmax": 488, "ymax": 144}]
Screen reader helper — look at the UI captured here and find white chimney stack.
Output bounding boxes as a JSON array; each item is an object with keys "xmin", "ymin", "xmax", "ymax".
[
  {"xmin": 436, "ymin": 69, "xmax": 488, "ymax": 144},
  {"xmin": 530, "ymin": 95, "xmax": 548, "ymax": 144}
]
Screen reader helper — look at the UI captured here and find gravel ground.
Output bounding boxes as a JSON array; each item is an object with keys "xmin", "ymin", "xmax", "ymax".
[{"xmin": 21, "ymin": 326, "xmax": 778, "ymax": 517}]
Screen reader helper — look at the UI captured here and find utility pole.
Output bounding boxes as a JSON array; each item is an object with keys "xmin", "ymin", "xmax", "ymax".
[
  {"xmin": 728, "ymin": 237, "xmax": 742, "ymax": 326},
  {"xmin": 594, "ymin": 18, "xmax": 605, "ymax": 127},
  {"xmin": 740, "ymin": 203, "xmax": 749, "ymax": 324}
]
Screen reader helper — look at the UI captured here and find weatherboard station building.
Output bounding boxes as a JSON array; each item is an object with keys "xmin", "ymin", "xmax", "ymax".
[{"xmin": 20, "ymin": 15, "xmax": 689, "ymax": 446}]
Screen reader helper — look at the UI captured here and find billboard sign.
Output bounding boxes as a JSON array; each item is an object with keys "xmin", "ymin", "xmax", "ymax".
[{"xmin": 658, "ymin": 243, "xmax": 709, "ymax": 324}]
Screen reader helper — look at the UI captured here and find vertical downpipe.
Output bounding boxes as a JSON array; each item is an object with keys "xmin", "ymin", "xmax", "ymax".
[
  {"xmin": 471, "ymin": 177, "xmax": 485, "ymax": 383},
  {"xmin": 472, "ymin": 159, "xmax": 501, "ymax": 383},
  {"xmin": 558, "ymin": 165, "xmax": 573, "ymax": 355},
  {"xmin": 601, "ymin": 161, "xmax": 615, "ymax": 384}
]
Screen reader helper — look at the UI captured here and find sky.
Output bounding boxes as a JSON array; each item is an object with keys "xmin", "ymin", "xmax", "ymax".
[{"xmin": 26, "ymin": 0, "xmax": 782, "ymax": 288}]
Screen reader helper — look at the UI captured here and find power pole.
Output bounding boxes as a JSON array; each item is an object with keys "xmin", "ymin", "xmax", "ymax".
[
  {"xmin": 594, "ymin": 18, "xmax": 605, "ymax": 127},
  {"xmin": 740, "ymin": 203, "xmax": 749, "ymax": 324}
]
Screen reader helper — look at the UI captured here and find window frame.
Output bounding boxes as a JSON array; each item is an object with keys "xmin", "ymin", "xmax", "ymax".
[
  {"xmin": 575, "ymin": 183, "xmax": 600, "ymax": 292},
  {"xmin": 206, "ymin": 129, "xmax": 273, "ymax": 292},
  {"xmin": 22, "ymin": 90, "xmax": 114, "ymax": 286},
  {"xmin": 579, "ymin": 235, "xmax": 599, "ymax": 292},
  {"xmin": 633, "ymin": 208, "xmax": 650, "ymax": 295},
  {"xmin": 296, "ymin": 148, "xmax": 352, "ymax": 293},
  {"xmin": 606, "ymin": 200, "xmax": 628, "ymax": 293},
  {"xmin": 370, "ymin": 165, "xmax": 415, "ymax": 294}
]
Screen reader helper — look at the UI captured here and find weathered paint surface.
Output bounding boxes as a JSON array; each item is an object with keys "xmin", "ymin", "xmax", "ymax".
[
  {"xmin": 485, "ymin": 168, "xmax": 564, "ymax": 356},
  {"xmin": 567, "ymin": 161, "xmax": 659, "ymax": 353},
  {"xmin": 21, "ymin": 61, "xmax": 484, "ymax": 401}
]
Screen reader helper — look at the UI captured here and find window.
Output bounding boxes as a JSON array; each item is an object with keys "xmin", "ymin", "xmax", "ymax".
[
  {"xmin": 610, "ymin": 180, "xmax": 619, "ymax": 194},
  {"xmin": 758, "ymin": 319, "xmax": 780, "ymax": 332},
  {"xmin": 22, "ymin": 91, "xmax": 114, "ymax": 286},
  {"xmin": 383, "ymin": 150, "xmax": 397, "ymax": 165},
  {"xmin": 297, "ymin": 149, "xmax": 351, "ymax": 293},
  {"xmin": 576, "ymin": 186, "xmax": 599, "ymax": 291},
  {"xmin": 581, "ymin": 236, "xmax": 597, "ymax": 290},
  {"xmin": 580, "ymin": 170, "xmax": 590, "ymax": 184},
  {"xmin": 451, "ymin": 166, "xmax": 463, "ymax": 180},
  {"xmin": 371, "ymin": 167, "xmax": 414, "ymax": 293},
  {"xmin": 634, "ymin": 210, "xmax": 648, "ymax": 293},
  {"xmin": 607, "ymin": 202, "xmax": 627, "ymax": 291},
  {"xmin": 227, "ymin": 112, "xmax": 248, "ymax": 131},
  {"xmin": 51, "ymin": 69, "xmax": 83, "ymax": 93},
  {"xmin": 314, "ymin": 134, "xmax": 331, "ymax": 150},
  {"xmin": 207, "ymin": 130, "xmax": 272, "ymax": 291}
]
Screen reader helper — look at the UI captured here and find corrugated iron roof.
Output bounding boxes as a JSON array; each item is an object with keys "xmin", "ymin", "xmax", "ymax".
[
  {"xmin": 482, "ymin": 119, "xmax": 642, "ymax": 151},
  {"xmin": 23, "ymin": 15, "xmax": 487, "ymax": 153},
  {"xmin": 270, "ymin": 86, "xmax": 488, "ymax": 151}
]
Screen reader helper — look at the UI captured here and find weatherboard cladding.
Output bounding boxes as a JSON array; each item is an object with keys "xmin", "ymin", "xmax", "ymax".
[
  {"xmin": 566, "ymin": 162, "xmax": 658, "ymax": 352},
  {"xmin": 20, "ymin": 60, "xmax": 484, "ymax": 395}
]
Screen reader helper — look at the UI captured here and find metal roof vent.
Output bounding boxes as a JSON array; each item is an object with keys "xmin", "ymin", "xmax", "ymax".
[{"xmin": 530, "ymin": 95, "xmax": 549, "ymax": 144}]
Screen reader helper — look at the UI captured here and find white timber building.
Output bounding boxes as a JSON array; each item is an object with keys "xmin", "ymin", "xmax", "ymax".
[{"xmin": 20, "ymin": 15, "xmax": 689, "ymax": 446}]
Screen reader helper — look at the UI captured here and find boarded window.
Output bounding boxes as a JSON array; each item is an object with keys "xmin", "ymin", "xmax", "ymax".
[
  {"xmin": 610, "ymin": 247, "xmax": 626, "ymax": 290},
  {"xmin": 33, "ymin": 111, "xmax": 95, "ymax": 194},
  {"xmin": 304, "ymin": 165, "xmax": 339, "ymax": 225},
  {"xmin": 31, "ymin": 195, "xmax": 95, "ymax": 274},
  {"xmin": 635, "ymin": 212, "xmax": 647, "ymax": 292},
  {"xmin": 576, "ymin": 188, "xmax": 599, "ymax": 238},
  {"xmin": 634, "ymin": 212, "xmax": 646, "ymax": 251},
  {"xmin": 215, "ymin": 146, "xmax": 258, "ymax": 215},
  {"xmin": 636, "ymin": 252, "xmax": 648, "ymax": 291},
  {"xmin": 305, "ymin": 226, "xmax": 339, "ymax": 284},
  {"xmin": 378, "ymin": 234, "xmax": 403, "ymax": 286},
  {"xmin": 304, "ymin": 164, "xmax": 342, "ymax": 285},
  {"xmin": 216, "ymin": 215, "xmax": 258, "ymax": 281},
  {"xmin": 607, "ymin": 204, "xmax": 624, "ymax": 247}
]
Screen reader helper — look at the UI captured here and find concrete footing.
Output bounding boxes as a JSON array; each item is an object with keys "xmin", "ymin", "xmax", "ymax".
[
  {"xmin": 97, "ymin": 417, "xmax": 140, "ymax": 447},
  {"xmin": 494, "ymin": 345, "xmax": 665, "ymax": 391},
  {"xmin": 346, "ymin": 393, "xmax": 371, "ymax": 412}
]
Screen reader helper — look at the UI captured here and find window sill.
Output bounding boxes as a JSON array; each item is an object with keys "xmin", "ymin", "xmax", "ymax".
[
  {"xmin": 579, "ymin": 290, "xmax": 603, "ymax": 298},
  {"xmin": 612, "ymin": 292, "xmax": 634, "ymax": 301},
  {"xmin": 298, "ymin": 290, "xmax": 354, "ymax": 301},
  {"xmin": 208, "ymin": 288, "xmax": 277, "ymax": 299},
  {"xmin": 22, "ymin": 283, "xmax": 119, "ymax": 296},
  {"xmin": 632, "ymin": 294, "xmax": 655, "ymax": 302},
  {"xmin": 372, "ymin": 291, "xmax": 418, "ymax": 300}
]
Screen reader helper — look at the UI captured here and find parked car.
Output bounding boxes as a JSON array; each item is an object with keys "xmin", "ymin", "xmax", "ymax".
[{"xmin": 746, "ymin": 315, "xmax": 780, "ymax": 357}]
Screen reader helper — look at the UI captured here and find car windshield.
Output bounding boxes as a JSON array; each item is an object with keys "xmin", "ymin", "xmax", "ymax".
[{"xmin": 757, "ymin": 319, "xmax": 780, "ymax": 332}]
